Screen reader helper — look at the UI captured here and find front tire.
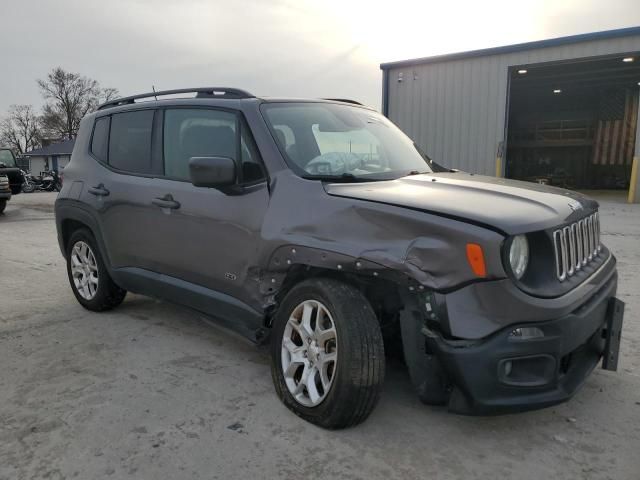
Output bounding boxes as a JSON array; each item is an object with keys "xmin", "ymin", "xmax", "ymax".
[
  {"xmin": 66, "ymin": 228, "xmax": 126, "ymax": 311},
  {"xmin": 270, "ymin": 278, "xmax": 385, "ymax": 429}
]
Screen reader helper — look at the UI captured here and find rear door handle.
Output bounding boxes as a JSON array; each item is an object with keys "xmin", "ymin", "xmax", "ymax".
[
  {"xmin": 152, "ymin": 194, "xmax": 180, "ymax": 210},
  {"xmin": 88, "ymin": 183, "xmax": 110, "ymax": 196}
]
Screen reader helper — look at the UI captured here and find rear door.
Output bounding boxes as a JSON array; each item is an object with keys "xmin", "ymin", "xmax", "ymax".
[{"xmin": 85, "ymin": 108, "xmax": 166, "ymax": 272}]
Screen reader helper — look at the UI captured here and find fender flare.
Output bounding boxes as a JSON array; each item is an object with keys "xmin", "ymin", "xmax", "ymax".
[
  {"xmin": 259, "ymin": 244, "xmax": 423, "ymax": 297},
  {"xmin": 55, "ymin": 199, "xmax": 114, "ymax": 271}
]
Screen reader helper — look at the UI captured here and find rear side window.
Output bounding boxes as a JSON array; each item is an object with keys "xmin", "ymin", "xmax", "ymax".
[
  {"xmin": 108, "ymin": 110, "xmax": 154, "ymax": 174},
  {"xmin": 91, "ymin": 117, "xmax": 110, "ymax": 162}
]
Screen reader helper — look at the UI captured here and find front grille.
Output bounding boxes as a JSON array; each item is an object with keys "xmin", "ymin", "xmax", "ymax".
[{"xmin": 552, "ymin": 212, "xmax": 601, "ymax": 281}]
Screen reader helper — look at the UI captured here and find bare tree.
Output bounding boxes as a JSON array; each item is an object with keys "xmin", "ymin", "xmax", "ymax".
[
  {"xmin": 38, "ymin": 67, "xmax": 118, "ymax": 139},
  {"xmin": 102, "ymin": 87, "xmax": 119, "ymax": 103},
  {"xmin": 0, "ymin": 104, "xmax": 42, "ymax": 155}
]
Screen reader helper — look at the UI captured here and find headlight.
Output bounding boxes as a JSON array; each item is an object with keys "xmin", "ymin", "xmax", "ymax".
[{"xmin": 508, "ymin": 235, "xmax": 529, "ymax": 279}]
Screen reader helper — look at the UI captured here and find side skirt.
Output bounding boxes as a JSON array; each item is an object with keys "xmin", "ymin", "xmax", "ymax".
[{"xmin": 111, "ymin": 267, "xmax": 267, "ymax": 343}]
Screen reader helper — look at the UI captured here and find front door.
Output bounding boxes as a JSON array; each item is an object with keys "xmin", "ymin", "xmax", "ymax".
[{"xmin": 146, "ymin": 107, "xmax": 270, "ymax": 305}]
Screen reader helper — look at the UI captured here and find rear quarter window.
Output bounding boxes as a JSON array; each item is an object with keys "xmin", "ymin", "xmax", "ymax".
[{"xmin": 90, "ymin": 117, "xmax": 110, "ymax": 162}]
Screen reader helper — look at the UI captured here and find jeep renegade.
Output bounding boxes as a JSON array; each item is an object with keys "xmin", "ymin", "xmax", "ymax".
[{"xmin": 55, "ymin": 88, "xmax": 624, "ymax": 429}]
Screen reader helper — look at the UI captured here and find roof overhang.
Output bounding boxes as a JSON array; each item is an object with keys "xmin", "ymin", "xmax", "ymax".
[{"xmin": 380, "ymin": 26, "xmax": 640, "ymax": 70}]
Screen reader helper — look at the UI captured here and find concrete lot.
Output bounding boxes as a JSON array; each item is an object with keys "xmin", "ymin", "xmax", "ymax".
[{"xmin": 0, "ymin": 191, "xmax": 639, "ymax": 480}]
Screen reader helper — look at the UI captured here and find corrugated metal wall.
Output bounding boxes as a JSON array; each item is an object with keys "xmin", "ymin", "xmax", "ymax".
[{"xmin": 385, "ymin": 35, "xmax": 640, "ymax": 176}]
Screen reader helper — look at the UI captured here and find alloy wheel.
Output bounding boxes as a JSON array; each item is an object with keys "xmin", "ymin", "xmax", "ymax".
[
  {"xmin": 70, "ymin": 241, "xmax": 99, "ymax": 300},
  {"xmin": 281, "ymin": 300, "xmax": 338, "ymax": 407}
]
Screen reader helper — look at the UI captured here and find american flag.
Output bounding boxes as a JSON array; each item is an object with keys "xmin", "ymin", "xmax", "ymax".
[{"xmin": 592, "ymin": 88, "xmax": 638, "ymax": 166}]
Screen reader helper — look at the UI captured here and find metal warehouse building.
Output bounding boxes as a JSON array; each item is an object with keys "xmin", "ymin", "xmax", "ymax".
[{"xmin": 380, "ymin": 27, "xmax": 640, "ymax": 203}]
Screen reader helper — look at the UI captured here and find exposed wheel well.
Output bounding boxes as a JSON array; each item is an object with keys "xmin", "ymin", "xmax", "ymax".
[{"xmin": 271, "ymin": 265, "xmax": 406, "ymax": 358}]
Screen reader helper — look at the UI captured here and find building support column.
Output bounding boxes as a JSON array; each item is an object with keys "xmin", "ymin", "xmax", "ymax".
[
  {"xmin": 495, "ymin": 141, "xmax": 504, "ymax": 178},
  {"xmin": 628, "ymin": 93, "xmax": 640, "ymax": 204}
]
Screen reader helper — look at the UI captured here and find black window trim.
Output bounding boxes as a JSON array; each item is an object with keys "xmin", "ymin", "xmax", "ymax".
[{"xmin": 238, "ymin": 114, "xmax": 268, "ymax": 187}]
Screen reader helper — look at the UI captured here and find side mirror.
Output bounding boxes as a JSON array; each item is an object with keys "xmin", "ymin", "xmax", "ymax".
[{"xmin": 189, "ymin": 156, "xmax": 236, "ymax": 188}]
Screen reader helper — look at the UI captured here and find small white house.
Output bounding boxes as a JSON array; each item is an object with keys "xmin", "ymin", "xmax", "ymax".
[{"xmin": 23, "ymin": 139, "xmax": 75, "ymax": 174}]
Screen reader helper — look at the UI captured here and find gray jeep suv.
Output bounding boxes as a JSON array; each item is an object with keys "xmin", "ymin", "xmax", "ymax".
[{"xmin": 55, "ymin": 88, "xmax": 624, "ymax": 429}]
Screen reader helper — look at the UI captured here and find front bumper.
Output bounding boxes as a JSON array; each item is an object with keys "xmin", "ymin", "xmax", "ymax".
[
  {"xmin": 403, "ymin": 254, "xmax": 624, "ymax": 415},
  {"xmin": 435, "ymin": 272, "xmax": 621, "ymax": 414}
]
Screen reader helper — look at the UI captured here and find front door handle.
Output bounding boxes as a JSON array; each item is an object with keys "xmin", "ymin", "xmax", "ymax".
[
  {"xmin": 88, "ymin": 183, "xmax": 110, "ymax": 196},
  {"xmin": 152, "ymin": 194, "xmax": 181, "ymax": 210}
]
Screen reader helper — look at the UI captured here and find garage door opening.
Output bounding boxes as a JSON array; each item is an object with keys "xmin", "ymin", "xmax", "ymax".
[{"xmin": 505, "ymin": 55, "xmax": 640, "ymax": 192}]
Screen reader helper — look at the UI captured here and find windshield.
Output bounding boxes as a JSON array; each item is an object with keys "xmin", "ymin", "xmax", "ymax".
[
  {"xmin": 261, "ymin": 102, "xmax": 431, "ymax": 180},
  {"xmin": 0, "ymin": 149, "xmax": 17, "ymax": 168}
]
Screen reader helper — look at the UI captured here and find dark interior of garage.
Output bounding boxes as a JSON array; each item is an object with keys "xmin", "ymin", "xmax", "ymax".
[{"xmin": 505, "ymin": 55, "xmax": 640, "ymax": 190}]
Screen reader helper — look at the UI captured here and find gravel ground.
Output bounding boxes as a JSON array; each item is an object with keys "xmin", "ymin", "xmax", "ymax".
[{"xmin": 0, "ymin": 191, "xmax": 638, "ymax": 480}]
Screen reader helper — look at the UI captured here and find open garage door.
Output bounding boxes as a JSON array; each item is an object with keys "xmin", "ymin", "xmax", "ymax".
[{"xmin": 505, "ymin": 55, "xmax": 640, "ymax": 193}]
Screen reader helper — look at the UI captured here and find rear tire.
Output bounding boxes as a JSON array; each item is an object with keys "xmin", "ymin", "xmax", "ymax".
[
  {"xmin": 270, "ymin": 278, "xmax": 385, "ymax": 429},
  {"xmin": 66, "ymin": 228, "xmax": 126, "ymax": 311},
  {"xmin": 0, "ymin": 200, "xmax": 6, "ymax": 214}
]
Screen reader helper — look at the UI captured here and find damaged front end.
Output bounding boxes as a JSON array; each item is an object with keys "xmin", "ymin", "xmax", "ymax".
[
  {"xmin": 251, "ymin": 171, "xmax": 623, "ymax": 415},
  {"xmin": 398, "ymin": 254, "xmax": 623, "ymax": 415}
]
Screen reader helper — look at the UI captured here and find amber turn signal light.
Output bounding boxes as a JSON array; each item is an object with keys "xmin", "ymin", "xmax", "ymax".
[{"xmin": 466, "ymin": 243, "xmax": 487, "ymax": 277}]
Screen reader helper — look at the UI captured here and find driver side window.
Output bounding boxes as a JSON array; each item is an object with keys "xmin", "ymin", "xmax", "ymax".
[
  {"xmin": 163, "ymin": 108, "xmax": 266, "ymax": 184},
  {"xmin": 164, "ymin": 109, "xmax": 237, "ymax": 181}
]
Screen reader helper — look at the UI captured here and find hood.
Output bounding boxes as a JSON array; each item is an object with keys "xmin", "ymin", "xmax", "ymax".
[{"xmin": 324, "ymin": 172, "xmax": 598, "ymax": 235}]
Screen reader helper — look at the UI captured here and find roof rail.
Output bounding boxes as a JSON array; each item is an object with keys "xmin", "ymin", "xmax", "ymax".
[
  {"xmin": 98, "ymin": 87, "xmax": 255, "ymax": 110},
  {"xmin": 322, "ymin": 98, "xmax": 364, "ymax": 106}
]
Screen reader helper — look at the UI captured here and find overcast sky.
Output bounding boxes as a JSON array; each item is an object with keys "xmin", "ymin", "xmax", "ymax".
[{"xmin": 1, "ymin": 0, "xmax": 639, "ymax": 115}]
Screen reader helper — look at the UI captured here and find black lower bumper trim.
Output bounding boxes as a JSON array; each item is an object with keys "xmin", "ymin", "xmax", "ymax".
[{"xmin": 429, "ymin": 274, "xmax": 621, "ymax": 415}]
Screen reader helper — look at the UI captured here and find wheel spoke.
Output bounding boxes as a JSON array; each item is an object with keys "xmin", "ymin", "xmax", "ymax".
[
  {"xmin": 282, "ymin": 337, "xmax": 299, "ymax": 355},
  {"xmin": 305, "ymin": 366, "xmax": 321, "ymax": 403},
  {"xmin": 301, "ymin": 302, "xmax": 315, "ymax": 338},
  {"xmin": 319, "ymin": 362, "xmax": 332, "ymax": 391},
  {"xmin": 293, "ymin": 364, "xmax": 311, "ymax": 395},
  {"xmin": 320, "ymin": 351, "xmax": 337, "ymax": 365},
  {"xmin": 291, "ymin": 321, "xmax": 309, "ymax": 343},
  {"xmin": 285, "ymin": 359, "xmax": 304, "ymax": 379},
  {"xmin": 283, "ymin": 338, "xmax": 306, "ymax": 364},
  {"xmin": 317, "ymin": 327, "xmax": 337, "ymax": 346}
]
